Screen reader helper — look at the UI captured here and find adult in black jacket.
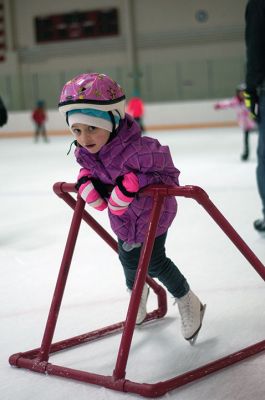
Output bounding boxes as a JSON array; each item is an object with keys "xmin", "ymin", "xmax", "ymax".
[{"xmin": 245, "ymin": 0, "xmax": 265, "ymax": 232}]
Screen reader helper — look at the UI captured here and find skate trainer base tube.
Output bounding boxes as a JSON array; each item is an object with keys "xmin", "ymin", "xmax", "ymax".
[{"xmin": 9, "ymin": 183, "xmax": 265, "ymax": 398}]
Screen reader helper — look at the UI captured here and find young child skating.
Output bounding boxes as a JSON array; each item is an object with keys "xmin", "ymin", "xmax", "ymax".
[
  {"xmin": 214, "ymin": 84, "xmax": 257, "ymax": 161},
  {"xmin": 58, "ymin": 72, "xmax": 205, "ymax": 343},
  {"xmin": 126, "ymin": 91, "xmax": 145, "ymax": 134},
  {"xmin": 32, "ymin": 100, "xmax": 48, "ymax": 143}
]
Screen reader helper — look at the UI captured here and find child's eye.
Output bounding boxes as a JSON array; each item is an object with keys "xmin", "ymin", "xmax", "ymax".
[
  {"xmin": 88, "ymin": 126, "xmax": 96, "ymax": 132},
  {"xmin": 72, "ymin": 128, "xmax": 81, "ymax": 135}
]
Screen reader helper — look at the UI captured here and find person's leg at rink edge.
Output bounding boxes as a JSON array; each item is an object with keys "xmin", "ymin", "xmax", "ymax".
[
  {"xmin": 40, "ymin": 124, "xmax": 49, "ymax": 142},
  {"xmin": 241, "ymin": 129, "xmax": 250, "ymax": 161},
  {"xmin": 254, "ymin": 88, "xmax": 265, "ymax": 231},
  {"xmin": 34, "ymin": 124, "xmax": 40, "ymax": 142}
]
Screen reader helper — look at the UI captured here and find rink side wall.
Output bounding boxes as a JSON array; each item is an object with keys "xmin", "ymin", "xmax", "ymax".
[{"xmin": 0, "ymin": 99, "xmax": 237, "ymax": 138}]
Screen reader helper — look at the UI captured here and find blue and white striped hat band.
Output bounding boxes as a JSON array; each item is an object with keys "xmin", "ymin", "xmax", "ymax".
[{"xmin": 67, "ymin": 108, "xmax": 120, "ymax": 132}]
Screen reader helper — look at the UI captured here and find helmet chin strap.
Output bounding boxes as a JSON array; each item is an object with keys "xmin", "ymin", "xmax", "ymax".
[{"xmin": 66, "ymin": 140, "xmax": 78, "ymax": 155}]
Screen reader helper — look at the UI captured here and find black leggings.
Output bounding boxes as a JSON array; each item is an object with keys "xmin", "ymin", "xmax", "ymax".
[{"xmin": 118, "ymin": 232, "xmax": 189, "ymax": 298}]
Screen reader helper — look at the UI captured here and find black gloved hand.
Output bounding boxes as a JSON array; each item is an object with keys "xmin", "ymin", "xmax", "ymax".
[
  {"xmin": 243, "ymin": 89, "xmax": 259, "ymax": 121},
  {"xmin": 90, "ymin": 177, "xmax": 110, "ymax": 199}
]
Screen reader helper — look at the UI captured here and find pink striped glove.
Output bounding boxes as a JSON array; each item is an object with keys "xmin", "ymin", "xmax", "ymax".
[
  {"xmin": 75, "ymin": 168, "xmax": 107, "ymax": 211},
  {"xmin": 108, "ymin": 172, "xmax": 139, "ymax": 215}
]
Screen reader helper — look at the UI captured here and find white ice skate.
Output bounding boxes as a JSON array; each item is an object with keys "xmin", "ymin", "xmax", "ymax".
[
  {"xmin": 175, "ymin": 290, "xmax": 206, "ymax": 344},
  {"xmin": 129, "ymin": 283, "xmax": 149, "ymax": 325}
]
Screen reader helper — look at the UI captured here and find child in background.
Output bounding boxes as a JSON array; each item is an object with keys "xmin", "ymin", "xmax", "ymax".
[
  {"xmin": 214, "ymin": 84, "xmax": 257, "ymax": 161},
  {"xmin": 126, "ymin": 90, "xmax": 145, "ymax": 134},
  {"xmin": 58, "ymin": 72, "xmax": 205, "ymax": 343},
  {"xmin": 32, "ymin": 100, "xmax": 48, "ymax": 143}
]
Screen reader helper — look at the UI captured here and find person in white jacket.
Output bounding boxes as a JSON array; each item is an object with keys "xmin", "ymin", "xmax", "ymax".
[{"xmin": 214, "ymin": 84, "xmax": 257, "ymax": 161}]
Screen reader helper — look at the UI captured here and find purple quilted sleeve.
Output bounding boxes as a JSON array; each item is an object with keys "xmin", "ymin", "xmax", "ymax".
[{"xmin": 126, "ymin": 140, "xmax": 180, "ymax": 189}]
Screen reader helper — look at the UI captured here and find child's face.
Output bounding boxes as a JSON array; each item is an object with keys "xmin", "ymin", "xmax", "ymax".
[{"xmin": 71, "ymin": 123, "xmax": 111, "ymax": 153}]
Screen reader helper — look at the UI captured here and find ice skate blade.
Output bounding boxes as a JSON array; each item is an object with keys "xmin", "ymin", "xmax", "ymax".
[
  {"xmin": 186, "ymin": 303, "xmax": 206, "ymax": 345},
  {"xmin": 136, "ymin": 317, "xmax": 146, "ymax": 326}
]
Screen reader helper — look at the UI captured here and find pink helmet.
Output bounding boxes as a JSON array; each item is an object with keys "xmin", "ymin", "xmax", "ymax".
[{"xmin": 58, "ymin": 72, "xmax": 126, "ymax": 118}]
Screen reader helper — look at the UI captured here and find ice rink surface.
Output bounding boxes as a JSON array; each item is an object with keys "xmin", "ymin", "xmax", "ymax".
[{"xmin": 1, "ymin": 127, "xmax": 265, "ymax": 400}]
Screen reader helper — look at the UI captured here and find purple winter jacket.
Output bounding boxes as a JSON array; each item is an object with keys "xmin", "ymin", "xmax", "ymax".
[{"xmin": 75, "ymin": 114, "xmax": 180, "ymax": 244}]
